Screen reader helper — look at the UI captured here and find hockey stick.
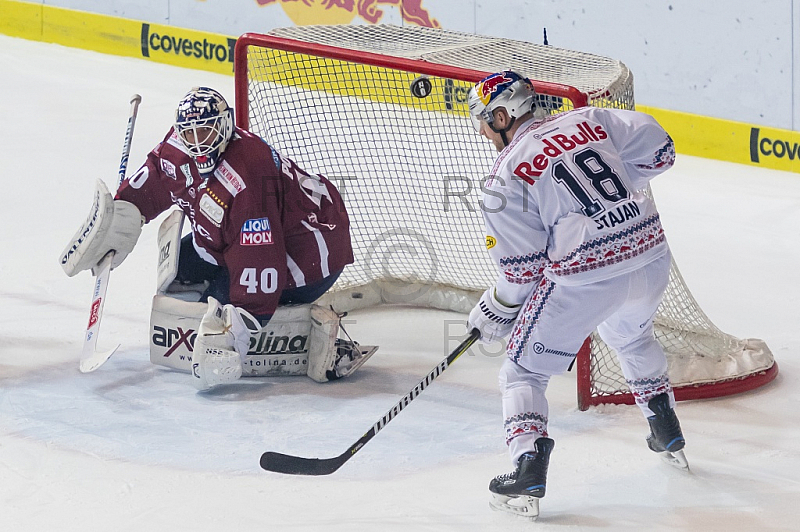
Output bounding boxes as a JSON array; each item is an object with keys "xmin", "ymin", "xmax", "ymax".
[
  {"xmin": 79, "ymin": 94, "xmax": 142, "ymax": 373},
  {"xmin": 259, "ymin": 328, "xmax": 481, "ymax": 475}
]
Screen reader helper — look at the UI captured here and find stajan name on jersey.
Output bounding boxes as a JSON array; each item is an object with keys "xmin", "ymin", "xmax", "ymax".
[{"xmin": 594, "ymin": 200, "xmax": 640, "ymax": 230}]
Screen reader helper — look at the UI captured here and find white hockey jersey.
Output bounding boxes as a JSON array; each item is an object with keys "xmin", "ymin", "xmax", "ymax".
[{"xmin": 482, "ymin": 107, "xmax": 675, "ymax": 306}]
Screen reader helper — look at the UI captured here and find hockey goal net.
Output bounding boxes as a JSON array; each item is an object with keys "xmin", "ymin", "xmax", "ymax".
[{"xmin": 233, "ymin": 25, "xmax": 777, "ymax": 410}]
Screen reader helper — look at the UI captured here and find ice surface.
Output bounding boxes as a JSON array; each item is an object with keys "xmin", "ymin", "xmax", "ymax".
[{"xmin": 1, "ymin": 35, "xmax": 799, "ymax": 531}]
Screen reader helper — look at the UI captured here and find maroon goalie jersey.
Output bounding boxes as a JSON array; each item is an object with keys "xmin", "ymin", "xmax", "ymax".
[{"xmin": 116, "ymin": 127, "xmax": 354, "ymax": 317}]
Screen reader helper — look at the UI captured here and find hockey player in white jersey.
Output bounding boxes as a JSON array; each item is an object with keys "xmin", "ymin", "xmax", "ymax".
[{"xmin": 466, "ymin": 71, "xmax": 687, "ymax": 519}]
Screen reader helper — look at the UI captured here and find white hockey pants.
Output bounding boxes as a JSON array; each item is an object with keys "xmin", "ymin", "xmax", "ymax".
[{"xmin": 501, "ymin": 252, "xmax": 675, "ymax": 464}]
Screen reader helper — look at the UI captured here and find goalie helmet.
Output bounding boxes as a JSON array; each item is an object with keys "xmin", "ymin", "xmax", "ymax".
[
  {"xmin": 468, "ymin": 70, "xmax": 536, "ymax": 133},
  {"xmin": 175, "ymin": 87, "xmax": 234, "ymax": 175}
]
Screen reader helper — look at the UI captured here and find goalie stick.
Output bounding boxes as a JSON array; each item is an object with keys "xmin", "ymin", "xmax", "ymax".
[
  {"xmin": 259, "ymin": 328, "xmax": 481, "ymax": 475},
  {"xmin": 79, "ymin": 94, "xmax": 142, "ymax": 373}
]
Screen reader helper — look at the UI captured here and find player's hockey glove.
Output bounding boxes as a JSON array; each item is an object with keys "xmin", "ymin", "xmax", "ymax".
[
  {"xmin": 468, "ymin": 287, "xmax": 521, "ymax": 343},
  {"xmin": 192, "ymin": 297, "xmax": 260, "ymax": 391}
]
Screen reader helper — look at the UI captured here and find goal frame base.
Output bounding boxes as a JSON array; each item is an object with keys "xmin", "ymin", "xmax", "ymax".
[{"xmin": 576, "ymin": 340, "xmax": 779, "ymax": 411}]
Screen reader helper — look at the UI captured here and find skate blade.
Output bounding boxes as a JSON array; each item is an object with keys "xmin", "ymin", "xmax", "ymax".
[
  {"xmin": 659, "ymin": 449, "xmax": 690, "ymax": 471},
  {"xmin": 336, "ymin": 346, "xmax": 378, "ymax": 378},
  {"xmin": 489, "ymin": 493, "xmax": 540, "ymax": 520}
]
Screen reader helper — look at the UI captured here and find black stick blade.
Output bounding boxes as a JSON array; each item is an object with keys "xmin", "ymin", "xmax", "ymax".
[{"xmin": 260, "ymin": 451, "xmax": 347, "ymax": 476}]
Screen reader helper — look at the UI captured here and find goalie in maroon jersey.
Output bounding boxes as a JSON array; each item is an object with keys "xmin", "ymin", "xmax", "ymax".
[
  {"xmin": 117, "ymin": 86, "xmax": 353, "ymax": 318},
  {"xmin": 61, "ymin": 87, "xmax": 376, "ymax": 390}
]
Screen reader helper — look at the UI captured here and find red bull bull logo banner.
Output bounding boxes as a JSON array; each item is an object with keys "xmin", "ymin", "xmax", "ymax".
[{"xmin": 256, "ymin": 0, "xmax": 439, "ymax": 28}]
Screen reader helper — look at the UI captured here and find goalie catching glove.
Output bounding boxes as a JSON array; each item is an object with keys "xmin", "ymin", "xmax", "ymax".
[
  {"xmin": 468, "ymin": 287, "xmax": 521, "ymax": 343},
  {"xmin": 191, "ymin": 297, "xmax": 261, "ymax": 391},
  {"xmin": 60, "ymin": 179, "xmax": 144, "ymax": 275}
]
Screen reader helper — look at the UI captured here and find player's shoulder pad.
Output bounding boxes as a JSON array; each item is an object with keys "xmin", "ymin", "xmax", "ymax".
[{"xmin": 232, "ymin": 128, "xmax": 282, "ymax": 169}]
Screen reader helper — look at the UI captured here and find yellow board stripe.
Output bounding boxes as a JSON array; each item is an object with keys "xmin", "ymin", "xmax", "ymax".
[
  {"xmin": 0, "ymin": 0, "xmax": 236, "ymax": 74},
  {"xmin": 246, "ymin": 48, "xmax": 475, "ymax": 116},
  {"xmin": 0, "ymin": 0, "xmax": 42, "ymax": 40},
  {"xmin": 639, "ymin": 105, "xmax": 800, "ymax": 174},
  {"xmin": 2, "ymin": 0, "xmax": 798, "ymax": 174}
]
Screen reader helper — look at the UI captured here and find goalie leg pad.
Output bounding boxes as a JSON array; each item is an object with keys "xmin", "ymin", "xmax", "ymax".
[
  {"xmin": 150, "ymin": 295, "xmax": 206, "ymax": 372},
  {"xmin": 150, "ymin": 295, "xmax": 314, "ymax": 377},
  {"xmin": 149, "ymin": 296, "xmax": 378, "ymax": 382},
  {"xmin": 156, "ymin": 209, "xmax": 185, "ymax": 295},
  {"xmin": 243, "ymin": 305, "xmax": 313, "ymax": 377},
  {"xmin": 306, "ymin": 306, "xmax": 340, "ymax": 383},
  {"xmin": 156, "ymin": 211, "xmax": 218, "ymax": 302}
]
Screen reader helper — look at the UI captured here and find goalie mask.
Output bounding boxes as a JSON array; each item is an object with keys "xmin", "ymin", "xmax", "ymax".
[
  {"xmin": 468, "ymin": 71, "xmax": 536, "ymax": 139},
  {"xmin": 175, "ymin": 87, "xmax": 234, "ymax": 175}
]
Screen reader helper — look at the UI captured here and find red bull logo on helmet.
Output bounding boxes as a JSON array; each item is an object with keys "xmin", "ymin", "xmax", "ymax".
[
  {"xmin": 476, "ymin": 72, "xmax": 516, "ymax": 105},
  {"xmin": 257, "ymin": 0, "xmax": 439, "ymax": 28}
]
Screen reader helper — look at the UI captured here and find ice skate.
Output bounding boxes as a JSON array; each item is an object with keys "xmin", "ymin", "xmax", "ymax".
[
  {"xmin": 646, "ymin": 393, "xmax": 689, "ymax": 471},
  {"xmin": 488, "ymin": 437, "xmax": 554, "ymax": 520},
  {"xmin": 325, "ymin": 338, "xmax": 378, "ymax": 381}
]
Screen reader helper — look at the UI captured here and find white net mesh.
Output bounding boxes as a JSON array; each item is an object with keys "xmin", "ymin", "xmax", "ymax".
[{"xmin": 237, "ymin": 25, "xmax": 776, "ymax": 407}]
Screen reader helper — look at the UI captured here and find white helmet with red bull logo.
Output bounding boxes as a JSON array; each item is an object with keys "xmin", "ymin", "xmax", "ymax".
[
  {"xmin": 468, "ymin": 70, "xmax": 536, "ymax": 133},
  {"xmin": 174, "ymin": 87, "xmax": 234, "ymax": 175}
]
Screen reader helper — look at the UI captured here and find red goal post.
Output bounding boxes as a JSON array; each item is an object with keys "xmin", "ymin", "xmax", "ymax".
[{"xmin": 232, "ymin": 25, "xmax": 777, "ymax": 410}]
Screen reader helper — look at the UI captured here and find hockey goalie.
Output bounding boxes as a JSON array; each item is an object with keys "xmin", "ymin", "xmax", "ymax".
[{"xmin": 60, "ymin": 87, "xmax": 377, "ymax": 389}]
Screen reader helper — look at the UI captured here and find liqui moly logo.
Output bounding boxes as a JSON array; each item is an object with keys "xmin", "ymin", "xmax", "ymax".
[
  {"xmin": 514, "ymin": 122, "xmax": 609, "ymax": 184},
  {"xmin": 476, "ymin": 73, "xmax": 514, "ymax": 105},
  {"xmin": 241, "ymin": 217, "xmax": 273, "ymax": 246}
]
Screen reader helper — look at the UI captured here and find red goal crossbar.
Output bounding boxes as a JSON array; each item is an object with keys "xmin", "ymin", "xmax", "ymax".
[{"xmin": 233, "ymin": 32, "xmax": 588, "ymax": 131}]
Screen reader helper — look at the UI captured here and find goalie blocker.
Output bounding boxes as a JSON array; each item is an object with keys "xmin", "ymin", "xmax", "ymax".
[{"xmin": 150, "ymin": 210, "xmax": 377, "ymax": 387}]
